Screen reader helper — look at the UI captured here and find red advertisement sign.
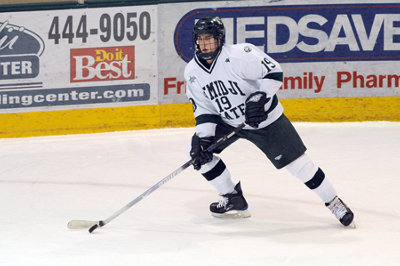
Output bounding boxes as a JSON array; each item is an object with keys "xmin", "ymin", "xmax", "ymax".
[{"xmin": 70, "ymin": 46, "xmax": 135, "ymax": 82}]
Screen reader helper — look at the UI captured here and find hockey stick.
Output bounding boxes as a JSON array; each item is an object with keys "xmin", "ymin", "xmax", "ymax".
[{"xmin": 67, "ymin": 122, "xmax": 246, "ymax": 233}]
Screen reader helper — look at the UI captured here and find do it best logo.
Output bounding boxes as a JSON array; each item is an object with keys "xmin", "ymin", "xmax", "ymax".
[{"xmin": 70, "ymin": 46, "xmax": 134, "ymax": 82}]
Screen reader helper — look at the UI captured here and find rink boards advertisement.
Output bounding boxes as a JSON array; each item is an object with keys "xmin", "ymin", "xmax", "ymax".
[
  {"xmin": 0, "ymin": 0, "xmax": 399, "ymax": 137},
  {"xmin": 159, "ymin": 1, "xmax": 400, "ymax": 103},
  {"xmin": 0, "ymin": 6, "xmax": 156, "ymax": 113}
]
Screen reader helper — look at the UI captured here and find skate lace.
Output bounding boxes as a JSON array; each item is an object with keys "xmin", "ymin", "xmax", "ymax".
[
  {"xmin": 217, "ymin": 197, "xmax": 229, "ymax": 208},
  {"xmin": 329, "ymin": 199, "xmax": 347, "ymax": 219}
]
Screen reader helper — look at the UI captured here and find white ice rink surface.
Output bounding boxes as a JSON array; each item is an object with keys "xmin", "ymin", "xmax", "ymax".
[{"xmin": 1, "ymin": 122, "xmax": 399, "ymax": 266}]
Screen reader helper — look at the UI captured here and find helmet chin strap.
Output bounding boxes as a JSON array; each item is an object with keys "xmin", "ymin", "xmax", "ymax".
[{"xmin": 197, "ymin": 47, "xmax": 221, "ymax": 61}]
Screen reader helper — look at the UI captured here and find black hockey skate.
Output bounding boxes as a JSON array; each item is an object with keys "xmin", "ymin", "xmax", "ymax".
[
  {"xmin": 326, "ymin": 196, "xmax": 355, "ymax": 228},
  {"xmin": 210, "ymin": 182, "xmax": 251, "ymax": 218}
]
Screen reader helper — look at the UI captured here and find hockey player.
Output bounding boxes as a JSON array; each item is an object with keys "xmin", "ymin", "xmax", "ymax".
[{"xmin": 184, "ymin": 16, "xmax": 355, "ymax": 227}]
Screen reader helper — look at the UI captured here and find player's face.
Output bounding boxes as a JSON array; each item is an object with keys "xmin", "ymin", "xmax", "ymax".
[{"xmin": 197, "ymin": 34, "xmax": 218, "ymax": 54}]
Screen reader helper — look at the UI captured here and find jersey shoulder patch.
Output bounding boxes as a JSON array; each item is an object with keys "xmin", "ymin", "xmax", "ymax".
[{"xmin": 224, "ymin": 43, "xmax": 260, "ymax": 59}]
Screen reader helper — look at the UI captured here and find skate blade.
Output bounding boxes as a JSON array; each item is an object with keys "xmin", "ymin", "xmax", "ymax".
[
  {"xmin": 345, "ymin": 221, "xmax": 356, "ymax": 229},
  {"xmin": 211, "ymin": 209, "xmax": 251, "ymax": 219}
]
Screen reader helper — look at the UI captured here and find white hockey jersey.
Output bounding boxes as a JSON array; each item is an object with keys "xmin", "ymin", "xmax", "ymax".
[{"xmin": 184, "ymin": 43, "xmax": 284, "ymax": 138}]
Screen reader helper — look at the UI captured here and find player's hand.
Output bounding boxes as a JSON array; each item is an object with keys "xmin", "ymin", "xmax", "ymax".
[
  {"xmin": 190, "ymin": 134, "xmax": 213, "ymax": 170},
  {"xmin": 245, "ymin": 92, "xmax": 270, "ymax": 128}
]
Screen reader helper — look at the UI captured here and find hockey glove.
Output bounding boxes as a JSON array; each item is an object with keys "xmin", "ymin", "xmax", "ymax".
[
  {"xmin": 190, "ymin": 134, "xmax": 214, "ymax": 170},
  {"xmin": 245, "ymin": 91, "xmax": 270, "ymax": 128}
]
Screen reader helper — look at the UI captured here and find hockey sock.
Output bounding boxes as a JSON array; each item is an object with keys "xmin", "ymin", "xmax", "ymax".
[
  {"xmin": 285, "ymin": 154, "xmax": 337, "ymax": 203},
  {"xmin": 199, "ymin": 156, "xmax": 236, "ymax": 195}
]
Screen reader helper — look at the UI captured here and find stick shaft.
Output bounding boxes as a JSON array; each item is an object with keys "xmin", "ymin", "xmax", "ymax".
[
  {"xmin": 95, "ymin": 123, "xmax": 246, "ymax": 230},
  {"xmin": 103, "ymin": 160, "xmax": 192, "ymax": 225}
]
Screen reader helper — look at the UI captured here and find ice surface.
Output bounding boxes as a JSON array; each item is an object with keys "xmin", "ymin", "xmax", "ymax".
[{"xmin": 0, "ymin": 122, "xmax": 399, "ymax": 266}]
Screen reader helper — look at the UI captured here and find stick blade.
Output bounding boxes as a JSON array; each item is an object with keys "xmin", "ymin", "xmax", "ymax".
[{"xmin": 67, "ymin": 220, "xmax": 98, "ymax": 229}]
